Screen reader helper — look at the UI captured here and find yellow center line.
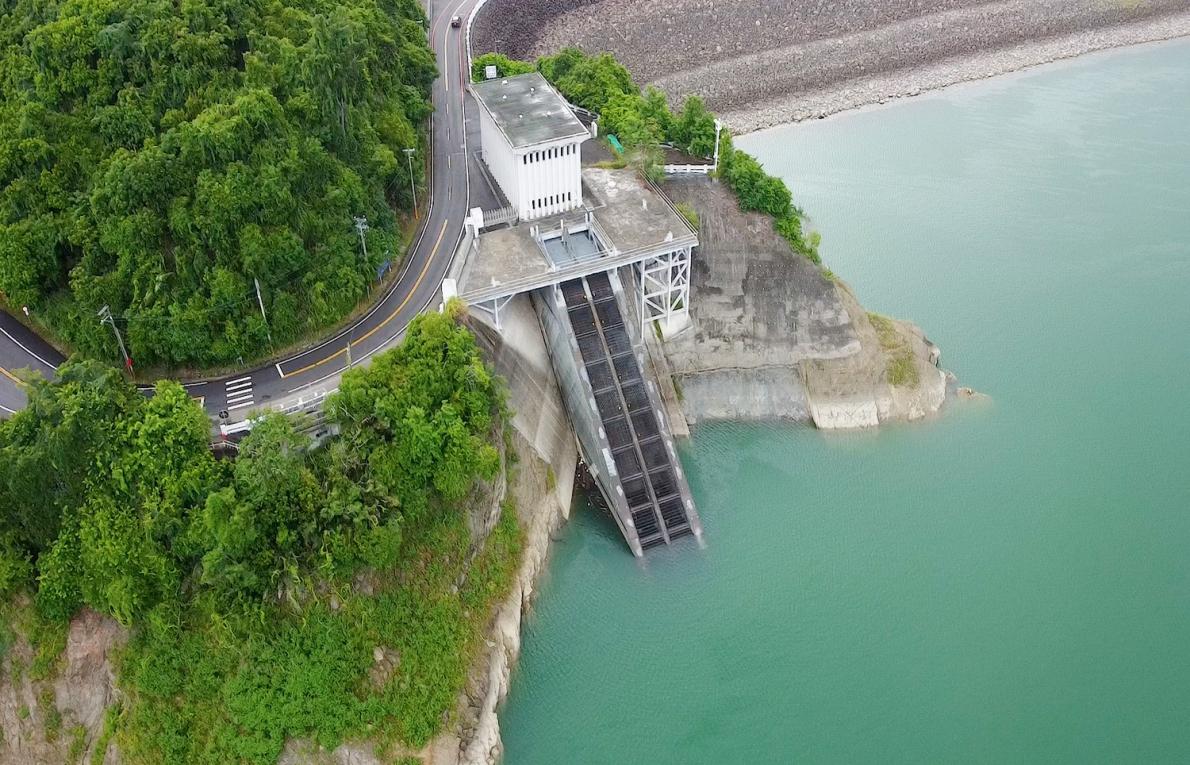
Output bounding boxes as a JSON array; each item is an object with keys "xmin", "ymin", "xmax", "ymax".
[
  {"xmin": 0, "ymin": 367, "xmax": 24, "ymax": 386},
  {"xmin": 281, "ymin": 220, "xmax": 450, "ymax": 379}
]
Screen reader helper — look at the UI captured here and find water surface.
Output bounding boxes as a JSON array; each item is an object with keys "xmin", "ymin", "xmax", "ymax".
[{"xmin": 502, "ymin": 40, "xmax": 1190, "ymax": 763}]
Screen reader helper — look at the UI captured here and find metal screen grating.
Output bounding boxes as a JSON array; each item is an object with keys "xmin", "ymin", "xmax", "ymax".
[
  {"xmin": 604, "ymin": 416, "xmax": 633, "ymax": 447},
  {"xmin": 612, "ymin": 353, "xmax": 641, "ymax": 384},
  {"xmin": 620, "ymin": 382, "xmax": 650, "ymax": 412},
  {"xmin": 595, "ymin": 299, "xmax": 623, "ymax": 328},
  {"xmin": 613, "ymin": 447, "xmax": 643, "ymax": 479},
  {"xmin": 586, "ymin": 271, "xmax": 613, "ymax": 298},
  {"xmin": 567, "ymin": 304, "xmax": 597, "ymax": 336},
  {"xmin": 576, "ymin": 332, "xmax": 603, "ymax": 362},
  {"xmin": 561, "ymin": 280, "xmax": 587, "ymax": 307},
  {"xmin": 604, "ymin": 329, "xmax": 633, "ymax": 357},
  {"xmin": 594, "ymin": 388, "xmax": 623, "ymax": 420},
  {"xmin": 659, "ymin": 496, "xmax": 689, "ymax": 532},
  {"xmin": 640, "ymin": 438, "xmax": 669, "ymax": 470},
  {"xmin": 649, "ymin": 468, "xmax": 678, "ymax": 500},
  {"xmin": 631, "ymin": 410, "xmax": 659, "ymax": 439},
  {"xmin": 585, "ymin": 361, "xmax": 614, "ymax": 392},
  {"xmin": 623, "ymin": 477, "xmax": 651, "ymax": 509}
]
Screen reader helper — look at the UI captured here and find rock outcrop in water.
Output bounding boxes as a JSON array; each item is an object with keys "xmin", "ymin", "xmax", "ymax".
[
  {"xmin": 659, "ymin": 177, "xmax": 946, "ymax": 428},
  {"xmin": 473, "ymin": 0, "xmax": 1190, "ymax": 132}
]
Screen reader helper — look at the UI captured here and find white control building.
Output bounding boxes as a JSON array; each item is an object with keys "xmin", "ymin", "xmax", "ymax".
[{"xmin": 471, "ymin": 72, "xmax": 590, "ymax": 221}]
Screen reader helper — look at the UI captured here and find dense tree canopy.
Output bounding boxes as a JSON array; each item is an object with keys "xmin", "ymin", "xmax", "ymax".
[
  {"xmin": 0, "ymin": 0, "xmax": 435, "ymax": 367},
  {"xmin": 0, "ymin": 306, "xmax": 503, "ymax": 620},
  {"xmin": 0, "ymin": 309, "xmax": 512, "ymax": 761}
]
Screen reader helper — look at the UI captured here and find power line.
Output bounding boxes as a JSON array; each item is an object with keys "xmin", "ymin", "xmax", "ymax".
[{"xmin": 100, "ymin": 218, "xmax": 404, "ymax": 326}]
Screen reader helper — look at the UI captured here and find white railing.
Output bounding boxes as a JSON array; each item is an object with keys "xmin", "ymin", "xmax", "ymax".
[
  {"xmin": 663, "ymin": 163, "xmax": 715, "ymax": 175},
  {"xmin": 218, "ymin": 387, "xmax": 336, "ymax": 439},
  {"xmin": 482, "ymin": 205, "xmax": 517, "ymax": 229}
]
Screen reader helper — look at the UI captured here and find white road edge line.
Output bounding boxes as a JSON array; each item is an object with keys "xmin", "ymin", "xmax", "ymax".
[
  {"xmin": 283, "ymin": 0, "xmax": 474, "ymax": 395},
  {"xmin": 0, "ymin": 327, "xmax": 58, "ymax": 370}
]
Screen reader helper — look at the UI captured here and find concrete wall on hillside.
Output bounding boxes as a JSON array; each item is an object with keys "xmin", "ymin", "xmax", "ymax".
[{"xmin": 466, "ymin": 294, "xmax": 577, "ymax": 483}]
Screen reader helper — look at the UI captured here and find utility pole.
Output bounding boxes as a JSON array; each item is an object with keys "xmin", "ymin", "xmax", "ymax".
[
  {"xmin": 712, "ymin": 118, "xmax": 724, "ymax": 171},
  {"xmin": 254, "ymin": 277, "xmax": 273, "ymax": 345},
  {"xmin": 97, "ymin": 305, "xmax": 132, "ymax": 372},
  {"xmin": 403, "ymin": 148, "xmax": 417, "ymax": 216},
  {"xmin": 353, "ymin": 216, "xmax": 369, "ymax": 263},
  {"xmin": 345, "ymin": 338, "xmax": 353, "ymax": 368}
]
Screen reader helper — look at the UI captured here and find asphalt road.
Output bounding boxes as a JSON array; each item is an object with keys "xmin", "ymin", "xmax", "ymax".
[{"xmin": 0, "ymin": 0, "xmax": 485, "ymax": 422}]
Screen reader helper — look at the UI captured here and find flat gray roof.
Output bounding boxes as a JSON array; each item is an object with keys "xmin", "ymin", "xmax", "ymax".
[{"xmin": 471, "ymin": 72, "xmax": 589, "ymax": 149}]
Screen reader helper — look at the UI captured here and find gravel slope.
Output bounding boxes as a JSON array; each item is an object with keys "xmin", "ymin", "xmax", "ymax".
[{"xmin": 472, "ymin": 0, "xmax": 1190, "ymax": 132}]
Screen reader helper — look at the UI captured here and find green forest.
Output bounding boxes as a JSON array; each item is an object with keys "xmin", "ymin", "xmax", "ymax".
[
  {"xmin": 0, "ymin": 306, "xmax": 521, "ymax": 762},
  {"xmin": 0, "ymin": 0, "xmax": 435, "ymax": 368},
  {"xmin": 473, "ymin": 48, "xmax": 821, "ymax": 263}
]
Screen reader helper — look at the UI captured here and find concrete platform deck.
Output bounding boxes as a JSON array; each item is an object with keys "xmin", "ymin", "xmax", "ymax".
[{"xmin": 457, "ymin": 168, "xmax": 697, "ymax": 304}]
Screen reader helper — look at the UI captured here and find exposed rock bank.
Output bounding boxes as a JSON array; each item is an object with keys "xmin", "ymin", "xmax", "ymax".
[
  {"xmin": 659, "ymin": 177, "xmax": 946, "ymax": 428},
  {"xmin": 0, "ymin": 606, "xmax": 126, "ymax": 765},
  {"xmin": 425, "ymin": 297, "xmax": 578, "ymax": 765},
  {"xmin": 473, "ymin": 0, "xmax": 1190, "ymax": 132}
]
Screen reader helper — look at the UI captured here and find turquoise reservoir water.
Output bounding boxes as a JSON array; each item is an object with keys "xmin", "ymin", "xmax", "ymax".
[{"xmin": 502, "ymin": 40, "xmax": 1190, "ymax": 763}]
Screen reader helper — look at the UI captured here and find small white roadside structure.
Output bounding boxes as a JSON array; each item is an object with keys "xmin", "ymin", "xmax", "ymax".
[{"xmin": 471, "ymin": 72, "xmax": 590, "ymax": 222}]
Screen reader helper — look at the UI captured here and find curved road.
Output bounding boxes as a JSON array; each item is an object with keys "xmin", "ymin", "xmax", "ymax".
[{"xmin": 0, "ymin": 0, "xmax": 486, "ymax": 421}]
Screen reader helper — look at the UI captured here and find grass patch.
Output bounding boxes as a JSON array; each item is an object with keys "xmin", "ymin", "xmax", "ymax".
[
  {"xmin": 94, "ymin": 702, "xmax": 121, "ymax": 765},
  {"xmin": 38, "ymin": 686, "xmax": 61, "ymax": 742},
  {"xmin": 869, "ymin": 313, "xmax": 920, "ymax": 388},
  {"xmin": 594, "ymin": 157, "xmax": 628, "ymax": 170},
  {"xmin": 25, "ymin": 611, "xmax": 68, "ymax": 681},
  {"xmin": 675, "ymin": 202, "xmax": 700, "ymax": 232},
  {"xmin": 1, "ymin": 601, "xmax": 70, "ymax": 682},
  {"xmin": 66, "ymin": 724, "xmax": 87, "ymax": 764}
]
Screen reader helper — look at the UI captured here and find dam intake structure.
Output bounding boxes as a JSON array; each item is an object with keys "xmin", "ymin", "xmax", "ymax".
[{"xmin": 444, "ymin": 72, "xmax": 704, "ymax": 556}]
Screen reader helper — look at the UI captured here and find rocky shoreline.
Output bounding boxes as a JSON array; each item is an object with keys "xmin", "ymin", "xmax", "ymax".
[
  {"xmin": 473, "ymin": 0, "xmax": 1190, "ymax": 133},
  {"xmin": 718, "ymin": 10, "xmax": 1190, "ymax": 132}
]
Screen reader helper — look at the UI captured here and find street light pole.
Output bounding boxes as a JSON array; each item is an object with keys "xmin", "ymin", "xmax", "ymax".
[
  {"xmin": 254, "ymin": 277, "xmax": 273, "ymax": 345},
  {"xmin": 97, "ymin": 305, "xmax": 132, "ymax": 372},
  {"xmin": 403, "ymin": 147, "xmax": 417, "ymax": 216},
  {"xmin": 712, "ymin": 118, "xmax": 723, "ymax": 171}
]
